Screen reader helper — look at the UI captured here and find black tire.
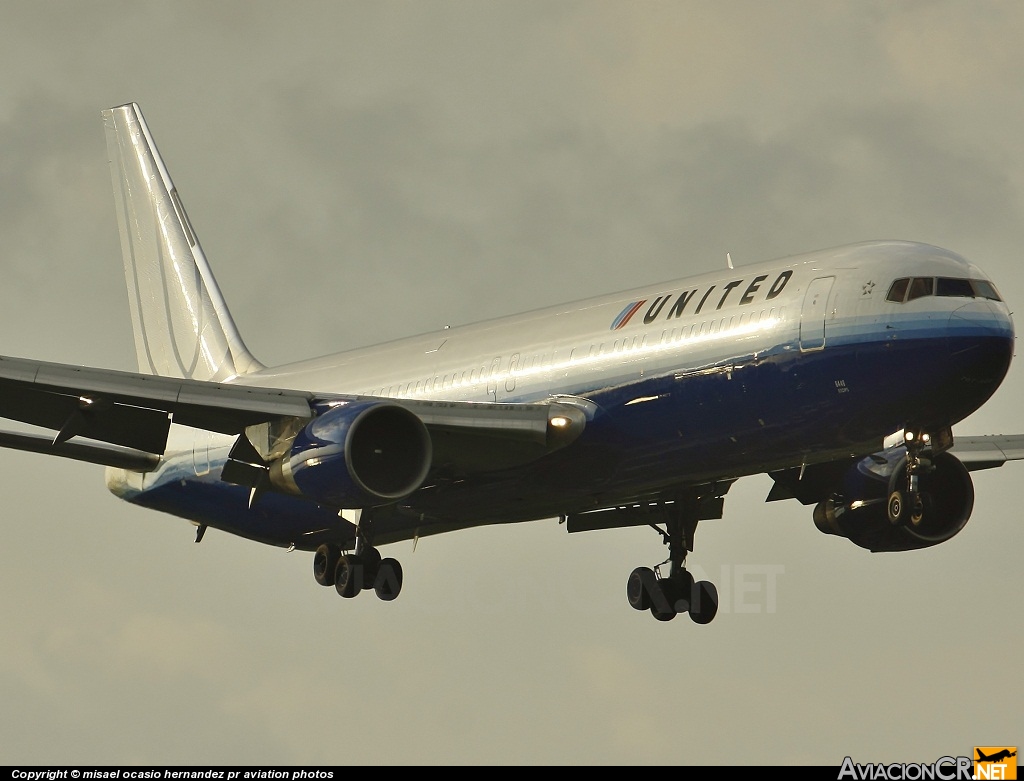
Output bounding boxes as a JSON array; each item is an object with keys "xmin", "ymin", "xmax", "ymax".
[
  {"xmin": 909, "ymin": 493, "xmax": 926, "ymax": 527},
  {"xmin": 650, "ymin": 604, "xmax": 677, "ymax": 622},
  {"xmin": 313, "ymin": 544, "xmax": 340, "ymax": 587},
  {"xmin": 674, "ymin": 570, "xmax": 695, "ymax": 614},
  {"xmin": 627, "ymin": 567, "xmax": 653, "ymax": 611},
  {"xmin": 688, "ymin": 580, "xmax": 719, "ymax": 625},
  {"xmin": 360, "ymin": 546, "xmax": 383, "ymax": 589},
  {"xmin": 649, "ymin": 579, "xmax": 677, "ymax": 621},
  {"xmin": 335, "ymin": 553, "xmax": 363, "ymax": 598},
  {"xmin": 374, "ymin": 558, "xmax": 403, "ymax": 601}
]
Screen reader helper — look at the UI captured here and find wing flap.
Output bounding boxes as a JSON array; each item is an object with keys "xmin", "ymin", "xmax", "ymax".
[
  {"xmin": 0, "ymin": 429, "xmax": 160, "ymax": 471},
  {"xmin": 0, "ymin": 354, "xmax": 313, "ymax": 453},
  {"xmin": 0, "ymin": 382, "xmax": 170, "ymax": 452}
]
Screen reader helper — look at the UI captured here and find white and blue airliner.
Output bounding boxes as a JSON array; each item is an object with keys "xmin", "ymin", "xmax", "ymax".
[{"xmin": 1, "ymin": 103, "xmax": 1020, "ymax": 624}]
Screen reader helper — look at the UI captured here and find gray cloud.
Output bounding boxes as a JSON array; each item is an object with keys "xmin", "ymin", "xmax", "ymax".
[{"xmin": 0, "ymin": 1, "xmax": 1021, "ymax": 765}]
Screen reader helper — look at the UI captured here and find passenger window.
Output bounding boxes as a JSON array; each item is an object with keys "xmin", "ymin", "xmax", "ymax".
[
  {"xmin": 886, "ymin": 278, "xmax": 910, "ymax": 303},
  {"xmin": 907, "ymin": 277, "xmax": 934, "ymax": 301}
]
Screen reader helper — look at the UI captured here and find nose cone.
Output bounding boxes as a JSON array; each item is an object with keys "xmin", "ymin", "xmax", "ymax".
[{"xmin": 945, "ymin": 301, "xmax": 1014, "ymax": 415}]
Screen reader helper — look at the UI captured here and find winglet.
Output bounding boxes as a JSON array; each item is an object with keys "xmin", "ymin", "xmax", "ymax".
[{"xmin": 103, "ymin": 103, "xmax": 264, "ymax": 381}]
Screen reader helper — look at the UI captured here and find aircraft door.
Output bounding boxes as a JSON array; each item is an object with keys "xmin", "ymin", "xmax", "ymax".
[{"xmin": 799, "ymin": 276, "xmax": 835, "ymax": 352}]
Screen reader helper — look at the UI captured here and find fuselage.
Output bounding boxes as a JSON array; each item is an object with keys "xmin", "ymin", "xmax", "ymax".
[{"xmin": 108, "ymin": 241, "xmax": 1015, "ymax": 549}]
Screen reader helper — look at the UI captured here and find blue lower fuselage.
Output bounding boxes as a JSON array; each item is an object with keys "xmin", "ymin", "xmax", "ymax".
[{"xmin": 118, "ymin": 298, "xmax": 1013, "ymax": 550}]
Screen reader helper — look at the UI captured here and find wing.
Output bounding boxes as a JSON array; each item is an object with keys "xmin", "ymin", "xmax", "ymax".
[
  {"xmin": 947, "ymin": 434, "xmax": 1024, "ymax": 471},
  {"xmin": 0, "ymin": 354, "xmax": 587, "ymax": 475},
  {"xmin": 0, "ymin": 354, "xmax": 313, "ymax": 459}
]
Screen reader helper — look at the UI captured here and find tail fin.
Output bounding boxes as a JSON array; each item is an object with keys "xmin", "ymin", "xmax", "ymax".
[{"xmin": 102, "ymin": 103, "xmax": 264, "ymax": 381}]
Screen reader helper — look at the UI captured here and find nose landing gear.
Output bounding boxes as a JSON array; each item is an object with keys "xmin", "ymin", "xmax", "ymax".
[{"xmin": 887, "ymin": 428, "xmax": 939, "ymax": 527}]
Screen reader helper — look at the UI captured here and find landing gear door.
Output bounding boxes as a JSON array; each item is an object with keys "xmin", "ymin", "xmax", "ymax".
[{"xmin": 799, "ymin": 276, "xmax": 835, "ymax": 352}]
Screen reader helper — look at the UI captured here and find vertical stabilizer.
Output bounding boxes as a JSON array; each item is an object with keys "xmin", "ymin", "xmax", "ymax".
[{"xmin": 103, "ymin": 103, "xmax": 264, "ymax": 381}]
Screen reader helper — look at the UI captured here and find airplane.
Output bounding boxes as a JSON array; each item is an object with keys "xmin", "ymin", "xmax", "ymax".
[
  {"xmin": 1, "ymin": 102, "xmax": 1021, "ymax": 624},
  {"xmin": 976, "ymin": 750, "xmax": 1016, "ymax": 763}
]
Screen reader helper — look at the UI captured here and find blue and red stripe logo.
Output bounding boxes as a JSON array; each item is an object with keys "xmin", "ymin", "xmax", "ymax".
[{"xmin": 610, "ymin": 300, "xmax": 646, "ymax": 330}]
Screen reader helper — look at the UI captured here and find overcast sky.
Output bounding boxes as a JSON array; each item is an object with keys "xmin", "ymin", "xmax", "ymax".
[{"xmin": 0, "ymin": 1, "xmax": 1021, "ymax": 766}]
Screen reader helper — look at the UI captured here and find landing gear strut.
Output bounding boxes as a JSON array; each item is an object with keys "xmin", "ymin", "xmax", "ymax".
[
  {"xmin": 887, "ymin": 428, "xmax": 935, "ymax": 527},
  {"xmin": 626, "ymin": 495, "xmax": 719, "ymax": 624},
  {"xmin": 311, "ymin": 512, "xmax": 404, "ymax": 602}
]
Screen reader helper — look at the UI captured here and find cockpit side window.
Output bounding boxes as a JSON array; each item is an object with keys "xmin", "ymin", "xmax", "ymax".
[
  {"xmin": 971, "ymin": 280, "xmax": 1002, "ymax": 301},
  {"xmin": 907, "ymin": 277, "xmax": 934, "ymax": 301},
  {"xmin": 886, "ymin": 278, "xmax": 910, "ymax": 303}
]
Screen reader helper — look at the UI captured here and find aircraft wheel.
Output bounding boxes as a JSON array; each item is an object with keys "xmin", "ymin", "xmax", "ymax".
[
  {"xmin": 335, "ymin": 553, "xmax": 363, "ymax": 598},
  {"xmin": 649, "ymin": 580, "xmax": 677, "ymax": 621},
  {"xmin": 651, "ymin": 606, "xmax": 676, "ymax": 621},
  {"xmin": 674, "ymin": 570, "xmax": 695, "ymax": 614},
  {"xmin": 360, "ymin": 546, "xmax": 382, "ymax": 589},
  {"xmin": 627, "ymin": 567, "xmax": 654, "ymax": 611},
  {"xmin": 374, "ymin": 558, "xmax": 403, "ymax": 601},
  {"xmin": 688, "ymin": 581, "xmax": 719, "ymax": 625},
  {"xmin": 313, "ymin": 544, "xmax": 340, "ymax": 587},
  {"xmin": 886, "ymin": 490, "xmax": 905, "ymax": 525},
  {"xmin": 908, "ymin": 493, "xmax": 927, "ymax": 527},
  {"xmin": 650, "ymin": 603, "xmax": 677, "ymax": 622}
]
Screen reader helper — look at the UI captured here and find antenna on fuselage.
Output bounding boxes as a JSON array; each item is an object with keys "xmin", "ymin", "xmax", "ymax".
[{"xmin": 726, "ymin": 252, "xmax": 734, "ymax": 270}]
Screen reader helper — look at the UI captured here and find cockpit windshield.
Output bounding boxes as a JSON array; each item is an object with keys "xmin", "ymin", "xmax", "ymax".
[{"xmin": 885, "ymin": 277, "xmax": 1002, "ymax": 303}]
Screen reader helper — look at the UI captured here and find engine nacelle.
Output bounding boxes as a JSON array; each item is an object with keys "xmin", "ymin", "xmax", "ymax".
[
  {"xmin": 270, "ymin": 401, "xmax": 432, "ymax": 509},
  {"xmin": 813, "ymin": 448, "xmax": 974, "ymax": 551}
]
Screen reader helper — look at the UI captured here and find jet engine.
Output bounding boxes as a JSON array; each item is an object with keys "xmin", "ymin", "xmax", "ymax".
[
  {"xmin": 269, "ymin": 401, "xmax": 432, "ymax": 509},
  {"xmin": 812, "ymin": 448, "xmax": 974, "ymax": 552}
]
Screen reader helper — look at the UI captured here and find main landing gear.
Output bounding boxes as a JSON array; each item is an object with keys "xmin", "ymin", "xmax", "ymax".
[
  {"xmin": 312, "ymin": 513, "xmax": 403, "ymax": 601},
  {"xmin": 626, "ymin": 496, "xmax": 719, "ymax": 624},
  {"xmin": 886, "ymin": 428, "xmax": 937, "ymax": 528}
]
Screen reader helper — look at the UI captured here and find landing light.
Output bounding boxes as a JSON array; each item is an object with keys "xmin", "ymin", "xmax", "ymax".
[{"xmin": 550, "ymin": 416, "xmax": 571, "ymax": 429}]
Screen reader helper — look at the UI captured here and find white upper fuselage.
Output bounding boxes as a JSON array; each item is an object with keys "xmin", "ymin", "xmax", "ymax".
[{"xmin": 239, "ymin": 240, "xmax": 1006, "ymax": 406}]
